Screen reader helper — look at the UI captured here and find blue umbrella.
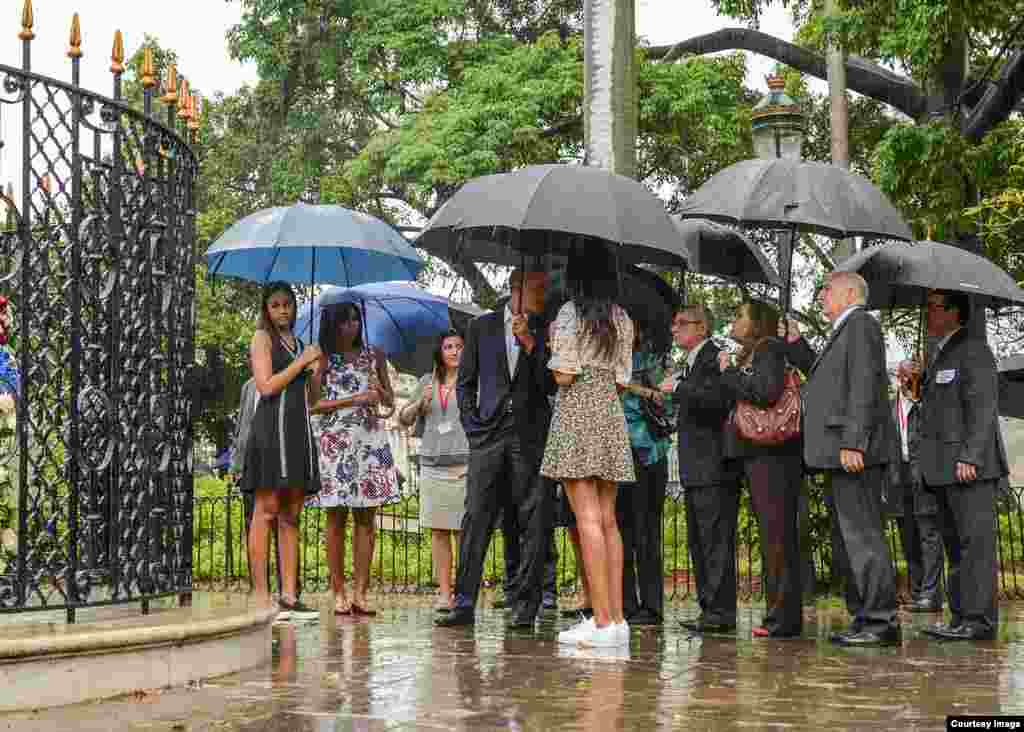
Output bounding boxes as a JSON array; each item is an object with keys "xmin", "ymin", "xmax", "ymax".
[
  {"xmin": 204, "ymin": 203, "xmax": 425, "ymax": 286},
  {"xmin": 295, "ymin": 283, "xmax": 482, "ymax": 374}
]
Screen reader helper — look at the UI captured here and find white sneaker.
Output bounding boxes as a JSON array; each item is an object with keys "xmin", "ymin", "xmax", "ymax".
[
  {"xmin": 615, "ymin": 620, "xmax": 630, "ymax": 644},
  {"xmin": 578, "ymin": 622, "xmax": 620, "ymax": 648},
  {"xmin": 558, "ymin": 617, "xmax": 595, "ymax": 644}
]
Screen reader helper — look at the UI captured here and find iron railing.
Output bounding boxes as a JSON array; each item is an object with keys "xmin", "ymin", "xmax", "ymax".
[{"xmin": 192, "ymin": 462, "xmax": 1024, "ymax": 602}]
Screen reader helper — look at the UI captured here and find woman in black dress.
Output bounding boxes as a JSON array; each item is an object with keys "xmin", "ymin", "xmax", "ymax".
[{"xmin": 243, "ymin": 281, "xmax": 322, "ymax": 618}]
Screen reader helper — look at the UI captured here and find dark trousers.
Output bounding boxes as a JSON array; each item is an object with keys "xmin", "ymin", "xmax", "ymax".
[
  {"xmin": 618, "ymin": 456, "xmax": 667, "ymax": 618},
  {"xmin": 684, "ymin": 480, "xmax": 740, "ymax": 625},
  {"xmin": 744, "ymin": 454, "xmax": 803, "ymax": 633},
  {"xmin": 893, "ymin": 481, "xmax": 944, "ymax": 605},
  {"xmin": 827, "ymin": 466, "xmax": 898, "ymax": 630},
  {"xmin": 502, "ymin": 483, "xmax": 558, "ymax": 599},
  {"xmin": 453, "ymin": 429, "xmax": 552, "ymax": 616},
  {"xmin": 933, "ymin": 478, "xmax": 998, "ymax": 629}
]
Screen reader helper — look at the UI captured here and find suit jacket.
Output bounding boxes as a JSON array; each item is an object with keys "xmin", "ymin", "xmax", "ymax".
[
  {"xmin": 674, "ymin": 340, "xmax": 738, "ymax": 487},
  {"xmin": 231, "ymin": 378, "xmax": 259, "ymax": 474},
  {"xmin": 916, "ymin": 328, "xmax": 1008, "ymax": 486},
  {"xmin": 788, "ymin": 308, "xmax": 894, "ymax": 470},
  {"xmin": 457, "ymin": 309, "xmax": 555, "ymax": 457}
]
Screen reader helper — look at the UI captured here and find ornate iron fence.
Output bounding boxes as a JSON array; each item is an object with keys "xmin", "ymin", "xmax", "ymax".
[{"xmin": 0, "ymin": 6, "xmax": 200, "ymax": 621}]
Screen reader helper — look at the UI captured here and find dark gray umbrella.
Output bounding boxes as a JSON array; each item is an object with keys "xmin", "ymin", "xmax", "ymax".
[
  {"xmin": 677, "ymin": 158, "xmax": 913, "ymax": 312},
  {"xmin": 417, "ymin": 164, "xmax": 688, "ymax": 268},
  {"xmin": 833, "ymin": 240, "xmax": 1024, "ymax": 310},
  {"xmin": 672, "ymin": 218, "xmax": 781, "ymax": 286}
]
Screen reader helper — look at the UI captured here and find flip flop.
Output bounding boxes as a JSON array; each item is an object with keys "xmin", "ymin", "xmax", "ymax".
[{"xmin": 351, "ymin": 603, "xmax": 377, "ymax": 617}]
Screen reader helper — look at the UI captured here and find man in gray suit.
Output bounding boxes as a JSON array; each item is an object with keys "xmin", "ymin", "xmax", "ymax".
[
  {"xmin": 783, "ymin": 272, "xmax": 900, "ymax": 646},
  {"xmin": 662, "ymin": 305, "xmax": 740, "ymax": 633},
  {"xmin": 917, "ymin": 290, "xmax": 1007, "ymax": 641}
]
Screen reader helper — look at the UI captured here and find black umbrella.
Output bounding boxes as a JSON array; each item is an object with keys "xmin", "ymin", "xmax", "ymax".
[
  {"xmin": 672, "ymin": 218, "xmax": 781, "ymax": 286},
  {"xmin": 677, "ymin": 158, "xmax": 913, "ymax": 312},
  {"xmin": 417, "ymin": 164, "xmax": 689, "ymax": 268},
  {"xmin": 832, "ymin": 240, "xmax": 1024, "ymax": 310}
]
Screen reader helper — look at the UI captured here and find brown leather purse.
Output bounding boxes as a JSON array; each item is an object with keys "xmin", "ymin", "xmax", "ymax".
[{"xmin": 730, "ymin": 367, "xmax": 802, "ymax": 446}]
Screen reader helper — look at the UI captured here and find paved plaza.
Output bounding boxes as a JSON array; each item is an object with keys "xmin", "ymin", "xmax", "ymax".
[{"xmin": 2, "ymin": 594, "xmax": 1023, "ymax": 731}]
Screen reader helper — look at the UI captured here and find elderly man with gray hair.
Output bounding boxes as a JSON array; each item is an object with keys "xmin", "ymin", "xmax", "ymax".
[{"xmin": 781, "ymin": 271, "xmax": 901, "ymax": 647}]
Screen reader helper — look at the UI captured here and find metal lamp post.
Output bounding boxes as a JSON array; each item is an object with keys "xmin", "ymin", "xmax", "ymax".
[{"xmin": 751, "ymin": 75, "xmax": 805, "ymax": 313}]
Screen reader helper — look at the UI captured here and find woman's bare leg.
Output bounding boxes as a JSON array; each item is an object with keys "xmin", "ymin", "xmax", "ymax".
[
  {"xmin": 277, "ymin": 486, "xmax": 306, "ymax": 603},
  {"xmin": 248, "ymin": 488, "xmax": 281, "ymax": 607},
  {"xmin": 324, "ymin": 507, "xmax": 349, "ymax": 611},
  {"xmin": 597, "ymin": 479, "xmax": 625, "ymax": 624},
  {"xmin": 432, "ymin": 529, "xmax": 455, "ymax": 603},
  {"xmin": 352, "ymin": 507, "xmax": 377, "ymax": 607},
  {"xmin": 565, "ymin": 478, "xmax": 611, "ymax": 627}
]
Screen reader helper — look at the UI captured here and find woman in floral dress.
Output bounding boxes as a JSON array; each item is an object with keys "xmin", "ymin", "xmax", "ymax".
[{"xmin": 308, "ymin": 301, "xmax": 400, "ymax": 616}]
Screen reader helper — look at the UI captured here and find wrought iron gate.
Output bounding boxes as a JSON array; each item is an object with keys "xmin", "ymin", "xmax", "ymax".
[{"xmin": 0, "ymin": 8, "xmax": 199, "ymax": 621}]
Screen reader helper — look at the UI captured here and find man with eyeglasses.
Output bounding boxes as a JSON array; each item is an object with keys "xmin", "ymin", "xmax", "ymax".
[
  {"xmin": 661, "ymin": 305, "xmax": 740, "ymax": 633},
  {"xmin": 915, "ymin": 290, "xmax": 1007, "ymax": 641},
  {"xmin": 781, "ymin": 271, "xmax": 900, "ymax": 647}
]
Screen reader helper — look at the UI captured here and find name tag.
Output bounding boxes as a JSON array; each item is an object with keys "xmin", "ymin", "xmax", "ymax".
[
  {"xmin": 438, "ymin": 421, "xmax": 453, "ymax": 435},
  {"xmin": 936, "ymin": 369, "xmax": 956, "ymax": 384}
]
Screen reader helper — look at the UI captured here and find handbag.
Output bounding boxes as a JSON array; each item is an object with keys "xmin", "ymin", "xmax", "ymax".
[
  {"xmin": 730, "ymin": 366, "xmax": 802, "ymax": 446},
  {"xmin": 636, "ymin": 359, "xmax": 675, "ymax": 441}
]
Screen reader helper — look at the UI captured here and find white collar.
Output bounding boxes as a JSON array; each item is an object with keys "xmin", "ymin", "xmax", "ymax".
[{"xmin": 831, "ymin": 304, "xmax": 861, "ymax": 331}]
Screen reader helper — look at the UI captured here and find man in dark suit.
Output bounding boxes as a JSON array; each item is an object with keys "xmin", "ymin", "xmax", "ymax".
[
  {"xmin": 917, "ymin": 290, "xmax": 1007, "ymax": 641},
  {"xmin": 888, "ymin": 360, "xmax": 944, "ymax": 612},
  {"xmin": 661, "ymin": 305, "xmax": 740, "ymax": 633},
  {"xmin": 783, "ymin": 272, "xmax": 900, "ymax": 646},
  {"xmin": 436, "ymin": 269, "xmax": 556, "ymax": 628}
]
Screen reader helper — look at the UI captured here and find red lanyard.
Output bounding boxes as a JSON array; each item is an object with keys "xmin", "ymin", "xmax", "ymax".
[
  {"xmin": 897, "ymin": 395, "xmax": 907, "ymax": 435},
  {"xmin": 438, "ymin": 382, "xmax": 452, "ymax": 412}
]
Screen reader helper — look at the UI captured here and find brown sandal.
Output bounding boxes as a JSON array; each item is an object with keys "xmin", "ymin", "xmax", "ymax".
[{"xmin": 350, "ymin": 603, "xmax": 377, "ymax": 617}]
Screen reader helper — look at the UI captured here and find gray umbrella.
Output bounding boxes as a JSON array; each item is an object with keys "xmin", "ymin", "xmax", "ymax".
[
  {"xmin": 677, "ymin": 158, "xmax": 913, "ymax": 311},
  {"xmin": 417, "ymin": 164, "xmax": 688, "ymax": 268},
  {"xmin": 673, "ymin": 218, "xmax": 781, "ymax": 286},
  {"xmin": 833, "ymin": 240, "xmax": 1024, "ymax": 310}
]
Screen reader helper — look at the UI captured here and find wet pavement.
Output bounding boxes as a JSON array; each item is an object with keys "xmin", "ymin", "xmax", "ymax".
[{"xmin": 4, "ymin": 596, "xmax": 1024, "ymax": 731}]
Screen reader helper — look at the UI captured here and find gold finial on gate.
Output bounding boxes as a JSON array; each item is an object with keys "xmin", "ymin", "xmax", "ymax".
[
  {"xmin": 68, "ymin": 13, "xmax": 82, "ymax": 58},
  {"xmin": 161, "ymin": 64, "xmax": 178, "ymax": 105},
  {"xmin": 141, "ymin": 45, "xmax": 157, "ymax": 89},
  {"xmin": 110, "ymin": 30, "xmax": 125, "ymax": 74},
  {"xmin": 18, "ymin": 0, "xmax": 35, "ymax": 41},
  {"xmin": 177, "ymin": 79, "xmax": 191, "ymax": 118},
  {"xmin": 188, "ymin": 94, "xmax": 200, "ymax": 130}
]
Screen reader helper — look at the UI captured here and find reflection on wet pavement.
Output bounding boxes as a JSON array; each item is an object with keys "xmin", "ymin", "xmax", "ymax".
[{"xmin": 5, "ymin": 601, "xmax": 1024, "ymax": 731}]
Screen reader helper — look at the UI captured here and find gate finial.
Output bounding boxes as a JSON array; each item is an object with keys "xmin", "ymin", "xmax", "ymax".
[
  {"xmin": 18, "ymin": 1, "xmax": 35, "ymax": 42},
  {"xmin": 110, "ymin": 30, "xmax": 125, "ymax": 74},
  {"xmin": 141, "ymin": 46, "xmax": 157, "ymax": 89},
  {"xmin": 161, "ymin": 64, "xmax": 178, "ymax": 105},
  {"xmin": 68, "ymin": 13, "xmax": 82, "ymax": 58}
]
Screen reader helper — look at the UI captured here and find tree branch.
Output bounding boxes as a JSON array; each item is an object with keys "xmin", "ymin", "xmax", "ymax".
[
  {"xmin": 963, "ymin": 49, "xmax": 1024, "ymax": 143},
  {"xmin": 647, "ymin": 28, "xmax": 928, "ymax": 120}
]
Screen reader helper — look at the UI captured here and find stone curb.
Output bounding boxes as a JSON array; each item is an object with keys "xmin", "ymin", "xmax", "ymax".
[{"xmin": 0, "ymin": 606, "xmax": 277, "ymax": 662}]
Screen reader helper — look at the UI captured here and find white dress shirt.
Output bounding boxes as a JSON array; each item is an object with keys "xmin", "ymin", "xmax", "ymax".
[{"xmin": 504, "ymin": 303, "xmax": 520, "ymax": 379}]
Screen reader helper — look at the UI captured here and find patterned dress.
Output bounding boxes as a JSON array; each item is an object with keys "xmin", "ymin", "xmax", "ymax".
[
  {"xmin": 308, "ymin": 349, "xmax": 401, "ymax": 509},
  {"xmin": 541, "ymin": 301, "xmax": 636, "ymax": 483}
]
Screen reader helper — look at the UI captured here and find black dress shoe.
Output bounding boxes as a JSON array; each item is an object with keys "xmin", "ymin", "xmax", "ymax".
[
  {"xmin": 903, "ymin": 599, "xmax": 942, "ymax": 613},
  {"xmin": 434, "ymin": 607, "xmax": 475, "ymax": 627},
  {"xmin": 836, "ymin": 625, "xmax": 902, "ymax": 647},
  {"xmin": 828, "ymin": 623, "xmax": 863, "ymax": 644},
  {"xmin": 931, "ymin": 623, "xmax": 995, "ymax": 641},
  {"xmin": 691, "ymin": 620, "xmax": 736, "ymax": 634},
  {"xmin": 921, "ymin": 619, "xmax": 962, "ymax": 638},
  {"xmin": 561, "ymin": 607, "xmax": 593, "ymax": 619}
]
